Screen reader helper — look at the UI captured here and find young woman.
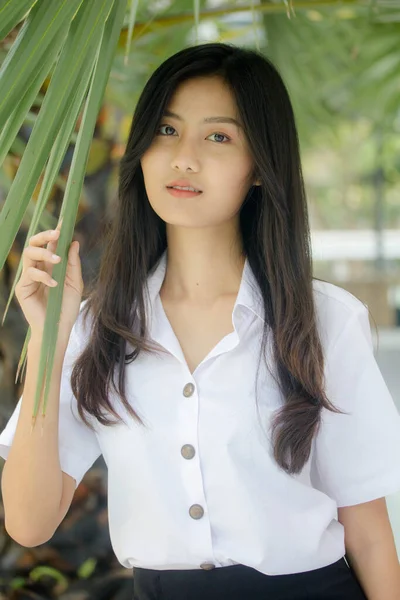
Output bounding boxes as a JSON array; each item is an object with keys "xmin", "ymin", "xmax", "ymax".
[{"xmin": 1, "ymin": 42, "xmax": 400, "ymax": 600}]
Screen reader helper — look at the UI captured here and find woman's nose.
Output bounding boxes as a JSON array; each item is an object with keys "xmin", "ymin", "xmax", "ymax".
[{"xmin": 170, "ymin": 138, "xmax": 200, "ymax": 172}]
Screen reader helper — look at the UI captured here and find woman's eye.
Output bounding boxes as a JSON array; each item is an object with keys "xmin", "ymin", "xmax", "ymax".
[
  {"xmin": 157, "ymin": 125, "xmax": 176, "ymax": 136},
  {"xmin": 208, "ymin": 132, "xmax": 230, "ymax": 143}
]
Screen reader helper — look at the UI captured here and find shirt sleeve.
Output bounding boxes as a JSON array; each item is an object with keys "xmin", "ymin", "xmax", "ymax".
[
  {"xmin": 0, "ymin": 315, "xmax": 102, "ymax": 490},
  {"xmin": 311, "ymin": 303, "xmax": 400, "ymax": 507}
]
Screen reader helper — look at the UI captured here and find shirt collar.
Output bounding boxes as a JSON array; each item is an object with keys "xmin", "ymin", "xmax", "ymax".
[{"xmin": 144, "ymin": 249, "xmax": 265, "ymax": 324}]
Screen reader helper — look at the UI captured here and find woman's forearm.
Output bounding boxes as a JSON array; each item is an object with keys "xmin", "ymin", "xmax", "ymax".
[{"xmin": 346, "ymin": 539, "xmax": 400, "ymax": 600}]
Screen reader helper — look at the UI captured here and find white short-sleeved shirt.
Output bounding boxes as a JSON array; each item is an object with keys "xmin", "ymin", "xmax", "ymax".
[{"xmin": 1, "ymin": 249, "xmax": 400, "ymax": 576}]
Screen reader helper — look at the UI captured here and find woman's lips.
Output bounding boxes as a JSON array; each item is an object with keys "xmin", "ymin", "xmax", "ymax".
[{"xmin": 166, "ymin": 187, "xmax": 203, "ymax": 198}]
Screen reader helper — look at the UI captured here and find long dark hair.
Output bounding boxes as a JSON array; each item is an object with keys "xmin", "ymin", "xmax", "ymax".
[{"xmin": 71, "ymin": 42, "xmax": 371, "ymax": 475}]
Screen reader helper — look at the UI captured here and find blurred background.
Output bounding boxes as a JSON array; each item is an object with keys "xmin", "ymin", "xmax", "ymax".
[{"xmin": 0, "ymin": 0, "xmax": 400, "ymax": 598}]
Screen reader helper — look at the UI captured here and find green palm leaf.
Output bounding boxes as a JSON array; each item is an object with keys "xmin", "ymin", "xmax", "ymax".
[
  {"xmin": 0, "ymin": 0, "xmax": 127, "ymax": 427},
  {"xmin": 0, "ymin": 0, "xmax": 38, "ymax": 40}
]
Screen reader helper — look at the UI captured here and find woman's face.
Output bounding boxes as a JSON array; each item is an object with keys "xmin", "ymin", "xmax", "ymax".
[{"xmin": 140, "ymin": 76, "xmax": 259, "ymax": 229}]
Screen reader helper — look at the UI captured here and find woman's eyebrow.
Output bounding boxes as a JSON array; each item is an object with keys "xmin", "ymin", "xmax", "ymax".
[{"xmin": 162, "ymin": 109, "xmax": 242, "ymax": 129}]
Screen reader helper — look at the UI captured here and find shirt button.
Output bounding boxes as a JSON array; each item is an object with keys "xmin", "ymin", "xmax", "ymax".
[
  {"xmin": 183, "ymin": 383, "xmax": 195, "ymax": 397},
  {"xmin": 200, "ymin": 562, "xmax": 215, "ymax": 570},
  {"xmin": 189, "ymin": 504, "xmax": 204, "ymax": 519},
  {"xmin": 181, "ymin": 444, "xmax": 196, "ymax": 459}
]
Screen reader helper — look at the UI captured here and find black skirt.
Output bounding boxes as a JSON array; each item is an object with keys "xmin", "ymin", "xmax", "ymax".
[{"xmin": 132, "ymin": 556, "xmax": 367, "ymax": 600}]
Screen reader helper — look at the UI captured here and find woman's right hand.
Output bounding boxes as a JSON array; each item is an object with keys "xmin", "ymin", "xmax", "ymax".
[{"xmin": 15, "ymin": 222, "xmax": 84, "ymax": 339}]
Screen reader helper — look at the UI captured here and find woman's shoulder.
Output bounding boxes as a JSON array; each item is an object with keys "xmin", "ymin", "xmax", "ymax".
[
  {"xmin": 311, "ymin": 278, "xmax": 369, "ymax": 349},
  {"xmin": 312, "ymin": 277, "xmax": 368, "ymax": 315}
]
